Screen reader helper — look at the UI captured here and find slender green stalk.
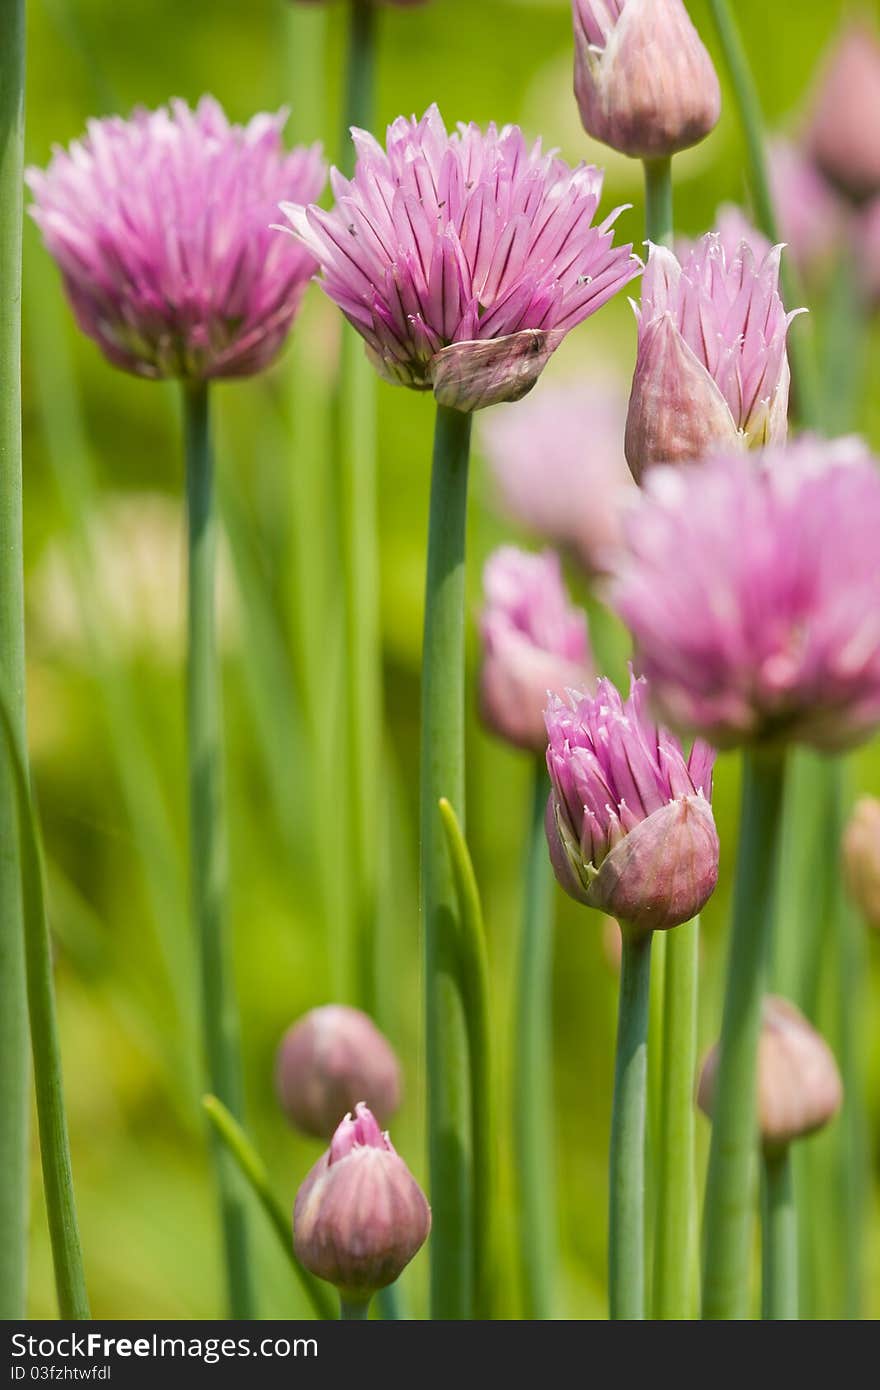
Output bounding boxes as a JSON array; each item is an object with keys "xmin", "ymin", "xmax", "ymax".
[
  {"xmin": 202, "ymin": 1096, "xmax": 334, "ymax": 1321},
  {"xmin": 0, "ymin": 692, "xmax": 89, "ymax": 1319},
  {"xmin": 609, "ymin": 924, "xmax": 653, "ymax": 1321},
  {"xmin": 421, "ymin": 404, "xmax": 473, "ymax": 1319},
  {"xmin": 653, "ymin": 917, "xmax": 699, "ymax": 1319},
  {"xmin": 0, "ymin": 0, "xmax": 28, "ymax": 1320},
  {"xmin": 706, "ymin": 0, "xmax": 819, "ymax": 428},
  {"xmin": 702, "ymin": 748, "xmax": 787, "ymax": 1320},
  {"xmin": 183, "ymin": 383, "xmax": 253, "ymax": 1319},
  {"xmin": 643, "ymin": 157, "xmax": 673, "ymax": 245},
  {"xmin": 513, "ymin": 760, "xmax": 557, "ymax": 1319},
  {"xmin": 439, "ymin": 797, "xmax": 493, "ymax": 1320},
  {"xmin": 340, "ymin": 1297, "xmax": 371, "ymax": 1320},
  {"xmin": 760, "ymin": 1146, "xmax": 797, "ymax": 1320}
]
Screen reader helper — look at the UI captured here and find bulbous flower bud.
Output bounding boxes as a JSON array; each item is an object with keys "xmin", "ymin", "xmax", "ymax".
[
  {"xmin": 842, "ymin": 796, "xmax": 880, "ymax": 930},
  {"xmin": 698, "ymin": 997, "xmax": 843, "ymax": 1152},
  {"xmin": 545, "ymin": 670, "xmax": 719, "ymax": 932},
  {"xmin": 479, "ymin": 547, "xmax": 592, "ymax": 752},
  {"xmin": 275, "ymin": 1006, "xmax": 401, "ymax": 1139},
  {"xmin": 807, "ymin": 21, "xmax": 880, "ymax": 204},
  {"xmin": 572, "ymin": 0, "xmax": 721, "ymax": 159},
  {"xmin": 294, "ymin": 1104, "xmax": 431, "ymax": 1303}
]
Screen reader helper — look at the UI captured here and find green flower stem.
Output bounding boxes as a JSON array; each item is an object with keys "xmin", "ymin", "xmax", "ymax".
[
  {"xmin": 702, "ymin": 748, "xmax": 787, "ymax": 1320},
  {"xmin": 0, "ymin": 691, "xmax": 90, "ymax": 1319},
  {"xmin": 439, "ymin": 798, "xmax": 494, "ymax": 1320},
  {"xmin": 340, "ymin": 1298, "xmax": 371, "ymax": 1320},
  {"xmin": 706, "ymin": 0, "xmax": 819, "ymax": 428},
  {"xmin": 609, "ymin": 924, "xmax": 653, "ymax": 1321},
  {"xmin": 643, "ymin": 157, "xmax": 673, "ymax": 245},
  {"xmin": 653, "ymin": 917, "xmax": 699, "ymax": 1319},
  {"xmin": 760, "ymin": 1145, "xmax": 797, "ymax": 1320},
  {"xmin": 513, "ymin": 759, "xmax": 558, "ymax": 1319},
  {"xmin": 201, "ymin": 1096, "xmax": 334, "ymax": 1321},
  {"xmin": 0, "ymin": 0, "xmax": 28, "ymax": 1320},
  {"xmin": 183, "ymin": 383, "xmax": 253, "ymax": 1319},
  {"xmin": 421, "ymin": 404, "xmax": 473, "ymax": 1320},
  {"xmin": 342, "ymin": 0, "xmax": 376, "ymax": 164}
]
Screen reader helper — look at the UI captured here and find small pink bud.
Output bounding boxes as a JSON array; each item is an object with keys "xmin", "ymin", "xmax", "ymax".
[
  {"xmin": 293, "ymin": 1104, "xmax": 431, "ymax": 1302},
  {"xmin": 842, "ymin": 796, "xmax": 880, "ymax": 930},
  {"xmin": 275, "ymin": 1005, "xmax": 401, "ymax": 1140},
  {"xmin": 807, "ymin": 21, "xmax": 880, "ymax": 204},
  {"xmin": 479, "ymin": 547, "xmax": 592, "ymax": 752},
  {"xmin": 572, "ymin": 0, "xmax": 721, "ymax": 160},
  {"xmin": 698, "ymin": 997, "xmax": 843, "ymax": 1152}
]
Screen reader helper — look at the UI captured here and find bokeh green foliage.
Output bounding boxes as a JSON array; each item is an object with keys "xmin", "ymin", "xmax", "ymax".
[{"xmin": 20, "ymin": 0, "xmax": 880, "ymax": 1317}]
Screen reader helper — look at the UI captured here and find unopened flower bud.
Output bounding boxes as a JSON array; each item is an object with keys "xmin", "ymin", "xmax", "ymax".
[
  {"xmin": 294, "ymin": 1104, "xmax": 431, "ymax": 1303},
  {"xmin": 842, "ymin": 796, "xmax": 880, "ymax": 930},
  {"xmin": 275, "ymin": 1006, "xmax": 401, "ymax": 1139},
  {"xmin": 698, "ymin": 996, "xmax": 843, "ymax": 1152},
  {"xmin": 807, "ymin": 21, "xmax": 880, "ymax": 203},
  {"xmin": 479, "ymin": 547, "xmax": 592, "ymax": 752},
  {"xmin": 545, "ymin": 670, "xmax": 719, "ymax": 932},
  {"xmin": 572, "ymin": 0, "xmax": 721, "ymax": 160}
]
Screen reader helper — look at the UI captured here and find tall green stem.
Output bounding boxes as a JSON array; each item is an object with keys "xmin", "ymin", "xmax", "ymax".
[
  {"xmin": 706, "ymin": 0, "xmax": 819, "ymax": 428},
  {"xmin": 609, "ymin": 924, "xmax": 652, "ymax": 1320},
  {"xmin": 702, "ymin": 749, "xmax": 786, "ymax": 1319},
  {"xmin": 514, "ymin": 759, "xmax": 557, "ymax": 1319},
  {"xmin": 421, "ymin": 404, "xmax": 473, "ymax": 1319},
  {"xmin": 643, "ymin": 157, "xmax": 673, "ymax": 245},
  {"xmin": 760, "ymin": 1146, "xmax": 797, "ymax": 1320},
  {"xmin": 340, "ymin": 1297, "xmax": 371, "ymax": 1320},
  {"xmin": 653, "ymin": 917, "xmax": 699, "ymax": 1319},
  {"xmin": 0, "ymin": 0, "xmax": 28, "ymax": 1320},
  {"xmin": 183, "ymin": 383, "xmax": 253, "ymax": 1319}
]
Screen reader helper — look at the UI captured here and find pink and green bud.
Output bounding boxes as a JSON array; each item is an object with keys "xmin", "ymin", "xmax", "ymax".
[
  {"xmin": 843, "ymin": 796, "xmax": 880, "ymax": 931},
  {"xmin": 293, "ymin": 1104, "xmax": 431, "ymax": 1303},
  {"xmin": 278, "ymin": 105, "xmax": 639, "ymax": 412},
  {"xmin": 613, "ymin": 438, "xmax": 880, "ymax": 752},
  {"xmin": 807, "ymin": 21, "xmax": 880, "ymax": 204},
  {"xmin": 698, "ymin": 997, "xmax": 843, "ymax": 1153},
  {"xmin": 625, "ymin": 236, "xmax": 800, "ymax": 483},
  {"xmin": 275, "ymin": 1005, "xmax": 401, "ymax": 1140},
  {"xmin": 544, "ymin": 670, "xmax": 718, "ymax": 932},
  {"xmin": 572, "ymin": 0, "xmax": 721, "ymax": 160},
  {"xmin": 479, "ymin": 547, "xmax": 593, "ymax": 752}
]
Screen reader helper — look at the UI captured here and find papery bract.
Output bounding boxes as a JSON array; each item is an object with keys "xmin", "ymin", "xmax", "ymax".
[
  {"xmin": 479, "ymin": 547, "xmax": 592, "ymax": 752},
  {"xmin": 278, "ymin": 105, "xmax": 639, "ymax": 412},
  {"xmin": 624, "ymin": 235, "xmax": 799, "ymax": 482},
  {"xmin": 544, "ymin": 670, "xmax": 718, "ymax": 931},
  {"xmin": 613, "ymin": 438, "xmax": 880, "ymax": 751},
  {"xmin": 480, "ymin": 377, "xmax": 637, "ymax": 575},
  {"xmin": 27, "ymin": 97, "xmax": 325, "ymax": 381},
  {"xmin": 572, "ymin": 0, "xmax": 721, "ymax": 159}
]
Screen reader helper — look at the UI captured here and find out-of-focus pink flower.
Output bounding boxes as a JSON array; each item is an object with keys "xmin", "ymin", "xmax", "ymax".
[
  {"xmin": 624, "ymin": 236, "xmax": 799, "ymax": 482},
  {"xmin": 613, "ymin": 438, "xmax": 880, "ymax": 751},
  {"xmin": 479, "ymin": 547, "xmax": 592, "ymax": 752},
  {"xmin": 27, "ymin": 97, "xmax": 325, "ymax": 381},
  {"xmin": 278, "ymin": 104, "xmax": 639, "ymax": 412},
  {"xmin": 709, "ymin": 205, "xmax": 772, "ymax": 265},
  {"xmin": 767, "ymin": 138, "xmax": 845, "ymax": 278},
  {"xmin": 294, "ymin": 1104, "xmax": 431, "ymax": 1302},
  {"xmin": 572, "ymin": 0, "xmax": 720, "ymax": 159},
  {"xmin": 544, "ymin": 670, "xmax": 718, "ymax": 932},
  {"xmin": 807, "ymin": 21, "xmax": 880, "ymax": 203},
  {"xmin": 480, "ymin": 377, "xmax": 636, "ymax": 575},
  {"xmin": 275, "ymin": 1005, "xmax": 401, "ymax": 1140}
]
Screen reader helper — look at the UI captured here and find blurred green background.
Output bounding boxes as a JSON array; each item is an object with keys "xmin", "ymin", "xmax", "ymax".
[{"xmin": 19, "ymin": 0, "xmax": 880, "ymax": 1318}]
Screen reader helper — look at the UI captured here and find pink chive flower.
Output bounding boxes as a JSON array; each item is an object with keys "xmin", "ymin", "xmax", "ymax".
[
  {"xmin": 275, "ymin": 1005, "xmax": 402, "ymax": 1140},
  {"xmin": 26, "ymin": 97, "xmax": 326, "ymax": 381},
  {"xmin": 480, "ymin": 377, "xmax": 637, "ymax": 575},
  {"xmin": 572, "ymin": 0, "xmax": 721, "ymax": 160},
  {"xmin": 807, "ymin": 20, "xmax": 880, "ymax": 204},
  {"xmin": 278, "ymin": 104, "xmax": 639, "ymax": 412},
  {"xmin": 545, "ymin": 671, "xmax": 718, "ymax": 932},
  {"xmin": 613, "ymin": 439, "xmax": 880, "ymax": 752},
  {"xmin": 294, "ymin": 1103, "xmax": 431, "ymax": 1303},
  {"xmin": 479, "ymin": 547, "xmax": 593, "ymax": 753},
  {"xmin": 767, "ymin": 138, "xmax": 845, "ymax": 278},
  {"xmin": 624, "ymin": 235, "xmax": 800, "ymax": 483}
]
